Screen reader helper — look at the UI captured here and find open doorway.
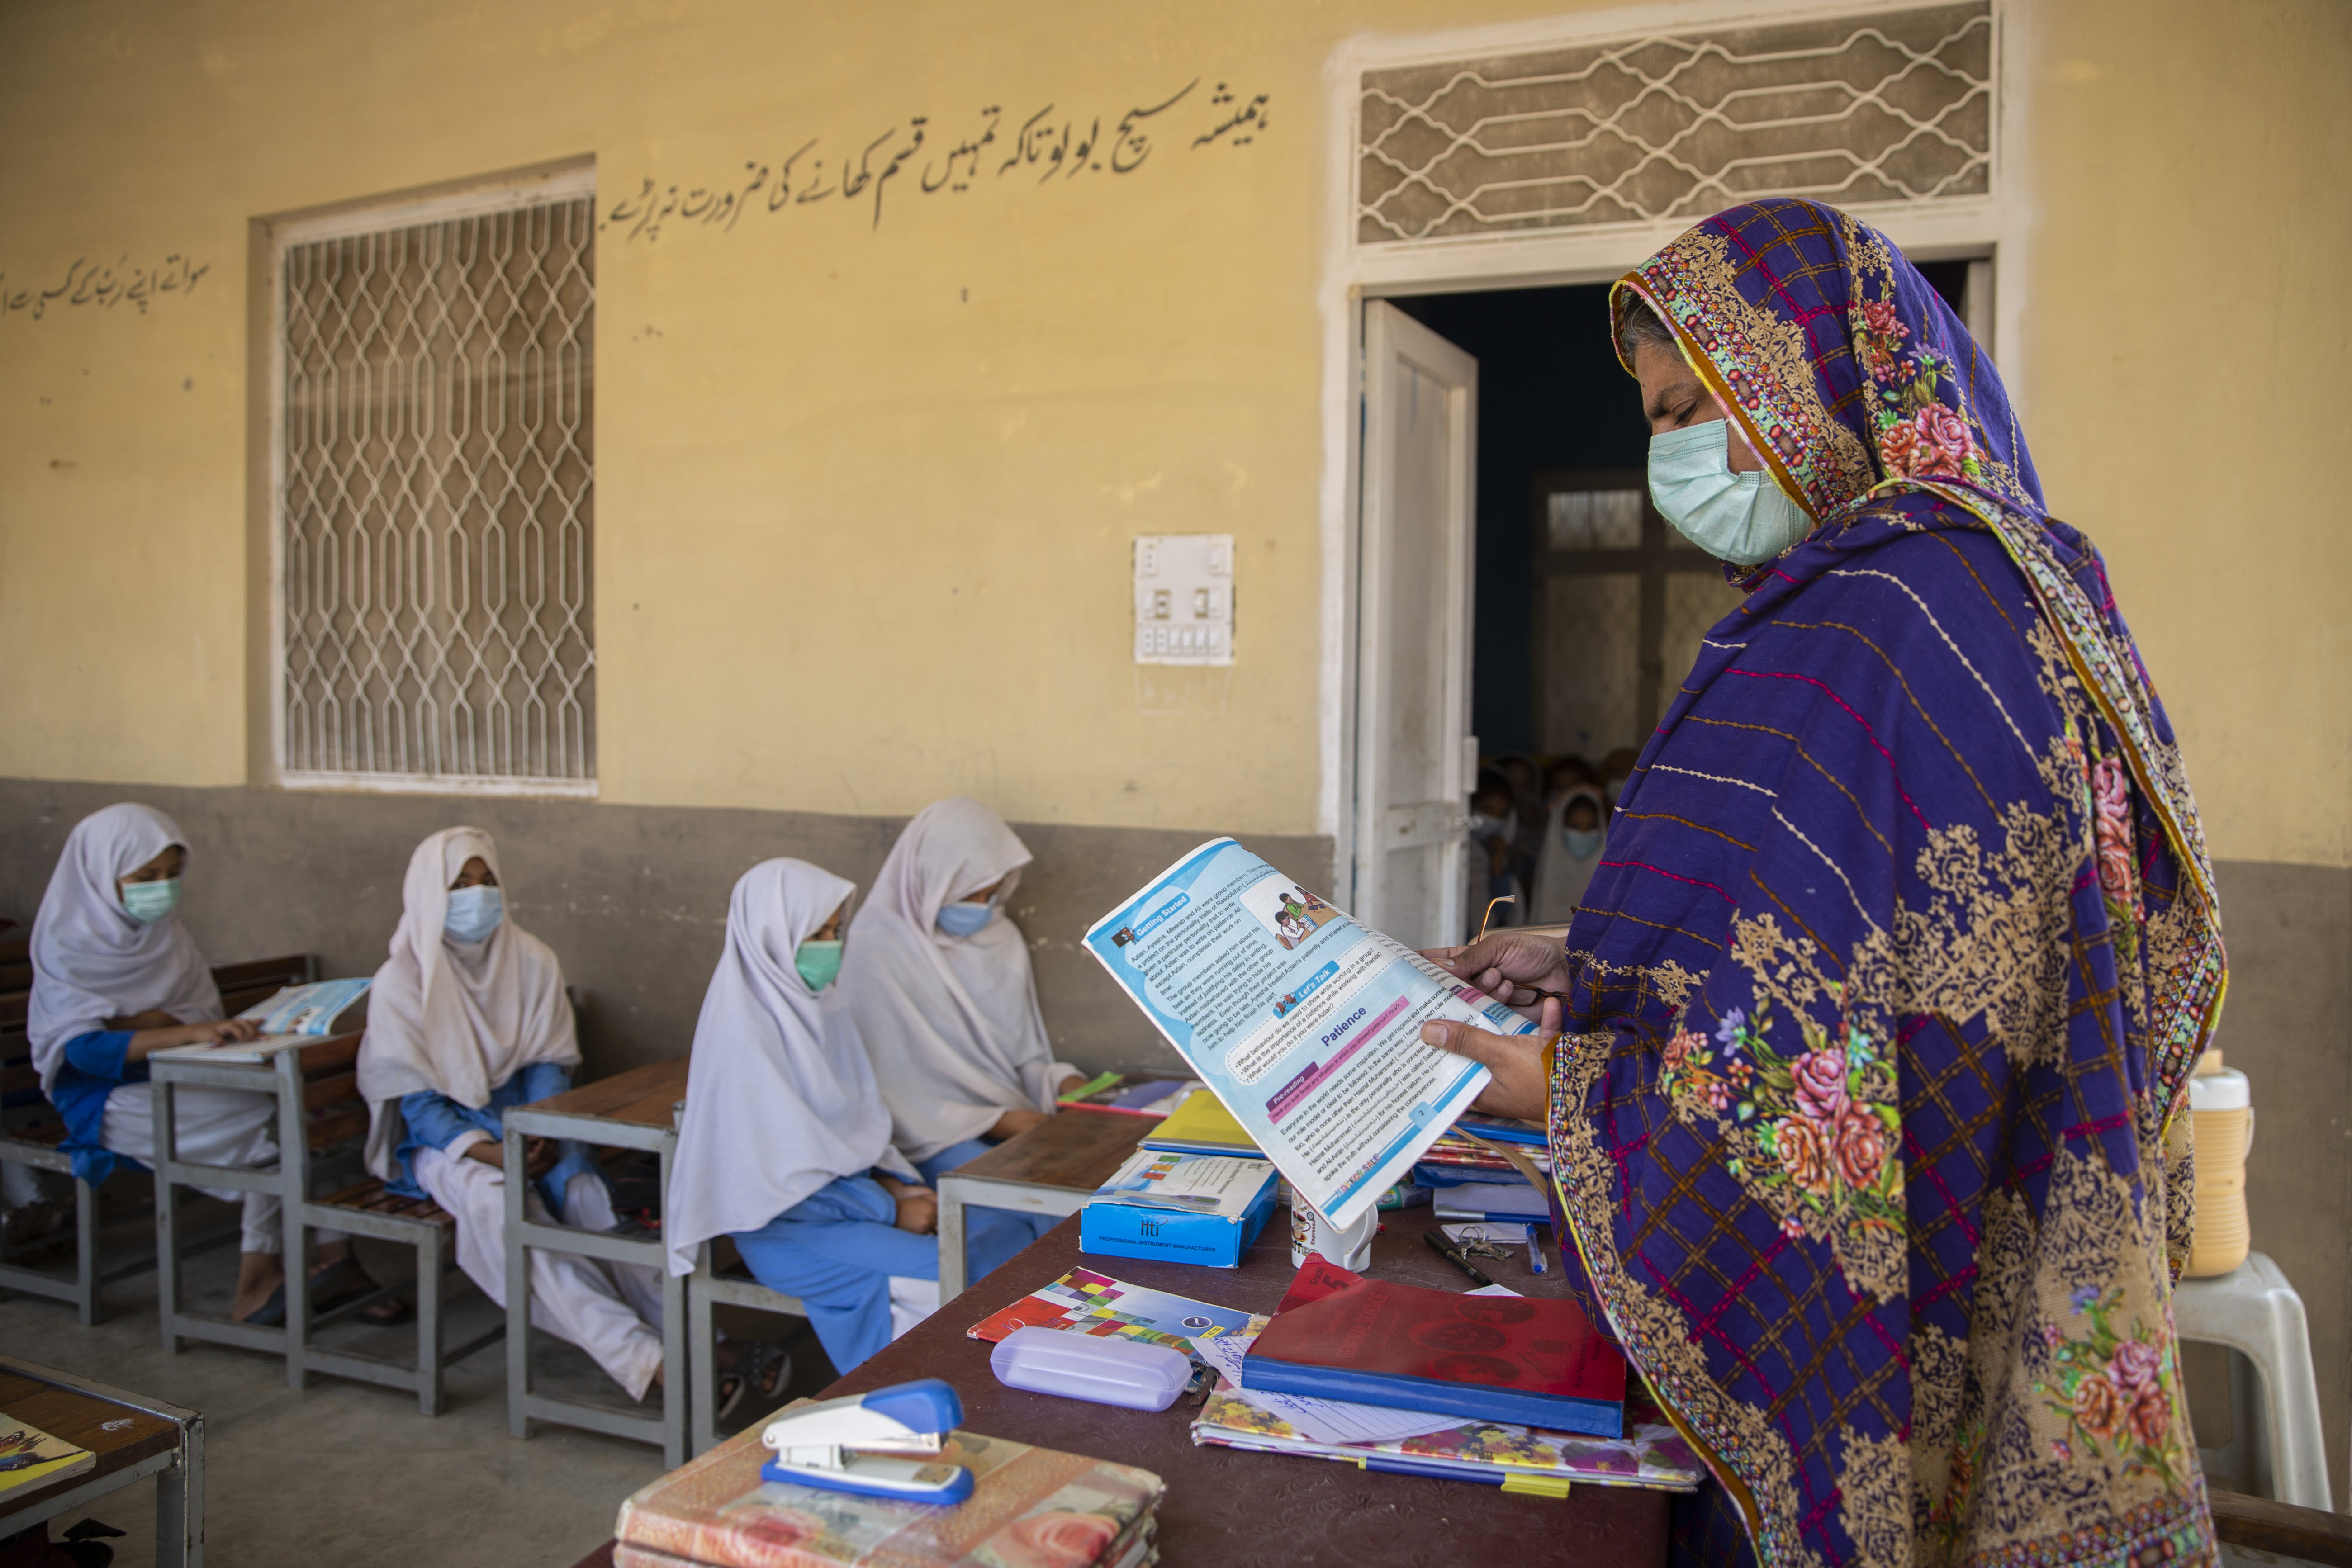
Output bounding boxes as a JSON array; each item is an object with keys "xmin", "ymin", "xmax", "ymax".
[{"xmin": 1380, "ymin": 262, "xmax": 1973, "ymax": 941}]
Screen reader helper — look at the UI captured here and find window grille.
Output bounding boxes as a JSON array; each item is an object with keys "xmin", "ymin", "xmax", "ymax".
[
  {"xmin": 1360, "ymin": 1, "xmax": 1992, "ymax": 244},
  {"xmin": 1532, "ymin": 472, "xmax": 1745, "ymax": 758},
  {"xmin": 276, "ymin": 185, "xmax": 596, "ymax": 792}
]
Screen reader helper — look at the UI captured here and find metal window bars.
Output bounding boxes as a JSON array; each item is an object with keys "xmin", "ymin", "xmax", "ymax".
[
  {"xmin": 279, "ymin": 194, "xmax": 596, "ymax": 791},
  {"xmin": 1359, "ymin": 1, "xmax": 1993, "ymax": 244}
]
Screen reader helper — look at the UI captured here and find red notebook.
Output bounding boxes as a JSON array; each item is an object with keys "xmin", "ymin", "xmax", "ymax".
[{"xmin": 1240, "ymin": 1258, "xmax": 1629, "ymax": 1436}]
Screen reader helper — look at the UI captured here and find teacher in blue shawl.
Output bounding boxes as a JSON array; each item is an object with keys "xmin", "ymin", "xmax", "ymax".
[{"xmin": 1422, "ymin": 199, "xmax": 2225, "ymax": 1567}]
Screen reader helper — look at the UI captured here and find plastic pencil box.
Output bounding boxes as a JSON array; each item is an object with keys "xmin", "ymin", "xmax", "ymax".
[{"xmin": 988, "ymin": 1326, "xmax": 1192, "ymax": 1412}]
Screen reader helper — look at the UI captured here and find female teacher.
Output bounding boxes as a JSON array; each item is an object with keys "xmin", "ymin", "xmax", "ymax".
[{"xmin": 1423, "ymin": 199, "xmax": 2224, "ymax": 1566}]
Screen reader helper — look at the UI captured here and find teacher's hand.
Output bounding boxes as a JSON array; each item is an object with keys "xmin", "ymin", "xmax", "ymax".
[
  {"xmin": 1421, "ymin": 931, "xmax": 1571, "ymax": 1017},
  {"xmin": 1420, "ymin": 995, "xmax": 1558, "ymax": 1123}
]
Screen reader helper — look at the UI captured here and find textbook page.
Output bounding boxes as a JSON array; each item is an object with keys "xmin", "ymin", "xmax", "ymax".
[{"xmin": 1083, "ymin": 838, "xmax": 1532, "ymax": 1229}]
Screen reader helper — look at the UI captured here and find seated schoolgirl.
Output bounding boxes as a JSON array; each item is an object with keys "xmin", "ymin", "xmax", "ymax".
[
  {"xmin": 844, "ymin": 797, "xmax": 1085, "ymax": 1239},
  {"xmin": 667, "ymin": 859, "xmax": 1034, "ymax": 1388},
  {"xmin": 1529, "ymin": 784, "xmax": 1608, "ymax": 924},
  {"xmin": 29, "ymin": 803, "xmax": 390, "ymax": 1325},
  {"xmin": 357, "ymin": 828, "xmax": 665, "ymax": 1401}
]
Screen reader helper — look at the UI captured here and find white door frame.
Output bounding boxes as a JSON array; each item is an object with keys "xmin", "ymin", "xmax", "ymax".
[{"xmin": 1315, "ymin": 0, "xmax": 2032, "ymax": 871}]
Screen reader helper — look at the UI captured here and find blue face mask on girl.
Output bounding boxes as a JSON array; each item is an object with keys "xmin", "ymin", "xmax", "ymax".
[
  {"xmin": 445, "ymin": 884, "xmax": 504, "ymax": 945},
  {"xmin": 935, "ymin": 898, "xmax": 995, "ymax": 938}
]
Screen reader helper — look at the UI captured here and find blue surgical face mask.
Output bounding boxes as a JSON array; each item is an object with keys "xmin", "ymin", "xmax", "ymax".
[
  {"xmin": 794, "ymin": 938, "xmax": 844, "ymax": 991},
  {"xmin": 445, "ymin": 884, "xmax": 504, "ymax": 945},
  {"xmin": 1562, "ymin": 828, "xmax": 1604, "ymax": 860},
  {"xmin": 935, "ymin": 898, "xmax": 995, "ymax": 938},
  {"xmin": 120, "ymin": 878, "xmax": 181, "ymax": 924},
  {"xmin": 1648, "ymin": 419, "xmax": 1814, "ymax": 566}
]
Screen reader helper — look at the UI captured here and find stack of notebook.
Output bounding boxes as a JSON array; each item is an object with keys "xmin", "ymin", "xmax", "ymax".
[
  {"xmin": 1240, "ymin": 1257, "xmax": 1627, "ymax": 1434},
  {"xmin": 613, "ymin": 1410, "xmax": 1164, "ymax": 1568},
  {"xmin": 1192, "ymin": 1370, "xmax": 1704, "ymax": 1495},
  {"xmin": 1186, "ymin": 1260, "xmax": 1702, "ymax": 1494}
]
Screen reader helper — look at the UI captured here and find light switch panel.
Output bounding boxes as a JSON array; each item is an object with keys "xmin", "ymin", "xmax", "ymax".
[{"xmin": 1133, "ymin": 533, "xmax": 1234, "ymax": 666}]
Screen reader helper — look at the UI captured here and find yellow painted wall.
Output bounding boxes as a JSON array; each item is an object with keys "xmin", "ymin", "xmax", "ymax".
[
  {"xmin": 2018, "ymin": 0, "xmax": 2352, "ymax": 870},
  {"xmin": 1, "ymin": 0, "xmax": 2346, "ymax": 864}
]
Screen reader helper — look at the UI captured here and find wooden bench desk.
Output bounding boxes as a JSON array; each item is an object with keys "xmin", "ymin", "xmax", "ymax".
[
  {"xmin": 1, "ymin": 952, "xmax": 312, "ymax": 1326},
  {"xmin": 145, "ymin": 1027, "xmax": 372, "ymax": 1369},
  {"xmin": 932, "ymin": 1109, "xmax": 1151, "ymax": 1303},
  {"xmin": 0, "ymin": 1356, "xmax": 203, "ymax": 1568},
  {"xmin": 503, "ymin": 1057, "xmax": 690, "ymax": 1467}
]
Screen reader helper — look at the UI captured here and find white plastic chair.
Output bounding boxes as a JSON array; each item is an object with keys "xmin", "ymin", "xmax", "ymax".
[{"xmin": 2172, "ymin": 1252, "xmax": 2331, "ymax": 1511}]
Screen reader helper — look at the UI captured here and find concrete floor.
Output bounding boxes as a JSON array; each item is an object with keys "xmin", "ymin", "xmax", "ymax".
[{"xmin": 3, "ymin": 1192, "xmax": 832, "ymax": 1567}]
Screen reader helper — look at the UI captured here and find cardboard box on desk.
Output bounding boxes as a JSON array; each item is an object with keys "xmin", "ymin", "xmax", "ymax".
[{"xmin": 1079, "ymin": 1149, "xmax": 1279, "ymax": 1269}]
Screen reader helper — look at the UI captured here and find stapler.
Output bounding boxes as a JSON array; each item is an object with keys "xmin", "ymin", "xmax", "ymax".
[{"xmin": 759, "ymin": 1378, "xmax": 973, "ymax": 1503}]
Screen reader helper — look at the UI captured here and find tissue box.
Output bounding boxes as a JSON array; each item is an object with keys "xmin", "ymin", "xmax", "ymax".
[{"xmin": 1079, "ymin": 1151, "xmax": 1280, "ymax": 1269}]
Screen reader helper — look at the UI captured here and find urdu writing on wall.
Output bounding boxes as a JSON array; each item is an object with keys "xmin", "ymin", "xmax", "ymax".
[
  {"xmin": 604, "ymin": 77, "xmax": 1271, "ymax": 238},
  {"xmin": 1, "ymin": 254, "xmax": 210, "ymax": 320}
]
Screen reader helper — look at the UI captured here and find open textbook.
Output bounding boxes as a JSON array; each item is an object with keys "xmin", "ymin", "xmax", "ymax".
[
  {"xmin": 151, "ymin": 977, "xmax": 373, "ymax": 1063},
  {"xmin": 1084, "ymin": 839, "xmax": 1535, "ymax": 1229}
]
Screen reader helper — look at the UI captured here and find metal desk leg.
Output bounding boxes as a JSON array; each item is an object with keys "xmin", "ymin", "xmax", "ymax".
[
  {"xmin": 154, "ymin": 1408, "xmax": 204, "ymax": 1568},
  {"xmin": 504, "ymin": 1124, "xmax": 532, "ymax": 1440},
  {"xmin": 416, "ymin": 1218, "xmax": 447, "ymax": 1417},
  {"xmin": 659, "ymin": 1142, "xmax": 685, "ymax": 1469},
  {"xmin": 936, "ymin": 1183, "xmax": 968, "ymax": 1303},
  {"xmin": 153, "ymin": 1079, "xmax": 183, "ymax": 1353},
  {"xmin": 72, "ymin": 1172, "xmax": 100, "ymax": 1327},
  {"xmin": 688, "ymin": 1243, "xmax": 717, "ymax": 1458},
  {"xmin": 276, "ymin": 1050, "xmax": 309, "ymax": 1392}
]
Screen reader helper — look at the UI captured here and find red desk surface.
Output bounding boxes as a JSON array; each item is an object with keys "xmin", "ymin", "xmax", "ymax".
[{"xmin": 576, "ymin": 1210, "xmax": 1671, "ymax": 1568}]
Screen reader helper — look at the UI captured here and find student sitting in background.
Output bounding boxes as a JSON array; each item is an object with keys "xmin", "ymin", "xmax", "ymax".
[
  {"xmin": 845, "ymin": 796, "xmax": 1085, "ymax": 1246},
  {"xmin": 358, "ymin": 828, "xmax": 666, "ymax": 1401},
  {"xmin": 1530, "ymin": 785, "xmax": 1608, "ymax": 924},
  {"xmin": 29, "ymin": 803, "xmax": 390, "ymax": 1325},
  {"xmin": 667, "ymin": 859, "xmax": 1035, "ymax": 1385}
]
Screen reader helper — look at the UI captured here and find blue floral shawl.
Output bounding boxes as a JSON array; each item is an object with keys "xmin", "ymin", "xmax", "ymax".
[{"xmin": 1541, "ymin": 199, "xmax": 2226, "ymax": 1567}]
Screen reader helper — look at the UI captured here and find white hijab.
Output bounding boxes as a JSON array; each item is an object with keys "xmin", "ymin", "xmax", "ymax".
[
  {"xmin": 665, "ymin": 859, "xmax": 916, "ymax": 1276},
  {"xmin": 359, "ymin": 828, "xmax": 578, "ymax": 1179},
  {"xmin": 28, "ymin": 804, "xmax": 221, "ymax": 1087},
  {"xmin": 1530, "ymin": 786, "xmax": 1608, "ymax": 924},
  {"xmin": 844, "ymin": 797, "xmax": 1064, "ymax": 1164}
]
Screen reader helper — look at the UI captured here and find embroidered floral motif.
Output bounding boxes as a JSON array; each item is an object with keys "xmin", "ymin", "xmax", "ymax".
[
  {"xmin": 2038, "ymin": 1286, "xmax": 2186, "ymax": 1484},
  {"xmin": 1855, "ymin": 279, "xmax": 1983, "ymax": 482},
  {"xmin": 1663, "ymin": 989, "xmax": 1904, "ymax": 1285}
]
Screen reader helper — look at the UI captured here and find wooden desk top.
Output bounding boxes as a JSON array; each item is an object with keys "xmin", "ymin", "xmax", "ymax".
[
  {"xmin": 0, "ymin": 1362, "xmax": 183, "ymax": 1520},
  {"xmin": 939, "ymin": 1108, "xmax": 1152, "ymax": 1192},
  {"xmin": 515, "ymin": 1058, "xmax": 689, "ymax": 1130},
  {"xmin": 823, "ymin": 1214, "xmax": 1669, "ymax": 1567}
]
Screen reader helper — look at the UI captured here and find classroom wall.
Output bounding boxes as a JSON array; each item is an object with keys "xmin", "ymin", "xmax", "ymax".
[{"xmin": 1, "ymin": 0, "xmax": 2347, "ymax": 1494}]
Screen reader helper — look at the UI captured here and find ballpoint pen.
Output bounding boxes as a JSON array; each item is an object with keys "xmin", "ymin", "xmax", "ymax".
[{"xmin": 1424, "ymin": 1227, "xmax": 1496, "ymax": 1288}]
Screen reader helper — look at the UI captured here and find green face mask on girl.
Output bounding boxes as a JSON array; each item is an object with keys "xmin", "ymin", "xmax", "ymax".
[
  {"xmin": 121, "ymin": 878, "xmax": 181, "ymax": 923},
  {"xmin": 794, "ymin": 938, "xmax": 844, "ymax": 991}
]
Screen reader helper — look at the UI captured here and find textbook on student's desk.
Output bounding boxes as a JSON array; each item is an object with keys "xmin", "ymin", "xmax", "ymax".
[
  {"xmin": 149, "ymin": 978, "xmax": 375, "ymax": 1064},
  {"xmin": 1085, "ymin": 839, "xmax": 1533, "ymax": 1229}
]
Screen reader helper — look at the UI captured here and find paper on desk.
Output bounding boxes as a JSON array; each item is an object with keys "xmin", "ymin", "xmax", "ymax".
[{"xmin": 1203, "ymin": 1332, "xmax": 1461, "ymax": 1445}]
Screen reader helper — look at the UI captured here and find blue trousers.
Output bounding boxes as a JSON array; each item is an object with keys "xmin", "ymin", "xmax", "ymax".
[
  {"xmin": 731, "ymin": 1170, "xmax": 1032, "ymax": 1374},
  {"xmin": 916, "ymin": 1137, "xmax": 1058, "ymax": 1256}
]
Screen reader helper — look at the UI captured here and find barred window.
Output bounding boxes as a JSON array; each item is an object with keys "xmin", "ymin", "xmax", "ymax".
[{"xmin": 275, "ymin": 171, "xmax": 596, "ymax": 793}]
